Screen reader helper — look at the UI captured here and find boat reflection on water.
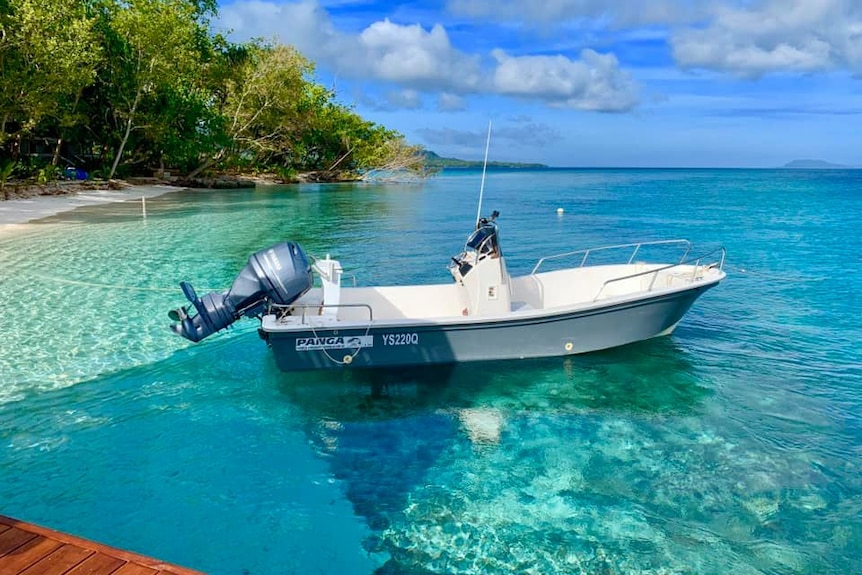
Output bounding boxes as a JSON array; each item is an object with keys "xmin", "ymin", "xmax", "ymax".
[
  {"xmin": 277, "ymin": 337, "xmax": 710, "ymax": 427},
  {"xmin": 276, "ymin": 338, "xmax": 711, "ymax": 563}
]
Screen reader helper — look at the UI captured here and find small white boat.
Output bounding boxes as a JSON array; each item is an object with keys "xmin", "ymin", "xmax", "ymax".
[{"xmin": 168, "ymin": 211, "xmax": 726, "ymax": 371}]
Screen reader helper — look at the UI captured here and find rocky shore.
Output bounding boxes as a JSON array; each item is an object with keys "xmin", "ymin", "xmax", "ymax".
[
  {"xmin": 0, "ymin": 178, "xmax": 132, "ymax": 201},
  {"xmin": 0, "ymin": 182, "xmax": 183, "ymax": 229},
  {"xmin": 0, "ymin": 170, "xmax": 363, "ymax": 203},
  {"xmin": 0, "ymin": 171, "xmax": 368, "ymax": 230}
]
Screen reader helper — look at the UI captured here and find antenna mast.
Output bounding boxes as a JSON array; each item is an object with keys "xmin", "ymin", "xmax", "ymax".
[{"xmin": 475, "ymin": 120, "xmax": 492, "ymax": 227}]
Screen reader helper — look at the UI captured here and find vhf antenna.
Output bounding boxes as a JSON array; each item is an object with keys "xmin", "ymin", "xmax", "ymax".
[{"xmin": 475, "ymin": 120, "xmax": 492, "ymax": 227}]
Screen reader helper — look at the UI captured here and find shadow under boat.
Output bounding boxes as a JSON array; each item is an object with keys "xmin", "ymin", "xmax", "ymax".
[
  {"xmin": 275, "ymin": 337, "xmax": 712, "ymax": 539},
  {"xmin": 276, "ymin": 336, "xmax": 712, "ymax": 423}
]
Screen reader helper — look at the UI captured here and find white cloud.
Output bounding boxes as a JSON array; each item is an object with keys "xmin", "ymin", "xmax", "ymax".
[
  {"xmin": 446, "ymin": 0, "xmax": 862, "ymax": 77},
  {"xmin": 494, "ymin": 122, "xmax": 564, "ymax": 147},
  {"xmin": 492, "ymin": 49, "xmax": 638, "ymax": 111},
  {"xmin": 217, "ymin": 0, "xmax": 640, "ymax": 112},
  {"xmin": 218, "ymin": 1, "xmax": 341, "ymax": 66},
  {"xmin": 417, "ymin": 127, "xmax": 488, "ymax": 148},
  {"xmin": 447, "ymin": 0, "xmax": 709, "ymax": 26},
  {"xmin": 438, "ymin": 92, "xmax": 466, "ymax": 111},
  {"xmin": 347, "ymin": 87, "xmax": 425, "ymax": 111},
  {"xmin": 671, "ymin": 0, "xmax": 862, "ymax": 77},
  {"xmin": 358, "ymin": 19, "xmax": 482, "ymax": 89},
  {"xmin": 384, "ymin": 89, "xmax": 423, "ymax": 109},
  {"xmin": 418, "ymin": 120, "xmax": 563, "ymax": 148},
  {"xmin": 218, "ymin": 1, "xmax": 481, "ymax": 92}
]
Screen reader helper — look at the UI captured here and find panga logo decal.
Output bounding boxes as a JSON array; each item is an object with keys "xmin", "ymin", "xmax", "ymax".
[{"xmin": 295, "ymin": 336, "xmax": 374, "ymax": 351}]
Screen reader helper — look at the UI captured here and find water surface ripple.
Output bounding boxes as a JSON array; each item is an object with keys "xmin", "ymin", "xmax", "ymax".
[{"xmin": 0, "ymin": 169, "xmax": 860, "ymax": 574}]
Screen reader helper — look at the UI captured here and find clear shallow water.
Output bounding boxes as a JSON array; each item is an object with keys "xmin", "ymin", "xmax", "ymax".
[{"xmin": 1, "ymin": 169, "xmax": 860, "ymax": 574}]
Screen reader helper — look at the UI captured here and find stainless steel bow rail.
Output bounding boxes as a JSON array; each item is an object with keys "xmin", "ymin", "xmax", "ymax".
[
  {"xmin": 591, "ymin": 246, "xmax": 726, "ymax": 302},
  {"xmin": 530, "ymin": 239, "xmax": 693, "ymax": 275},
  {"xmin": 529, "ymin": 240, "xmax": 725, "ymax": 303}
]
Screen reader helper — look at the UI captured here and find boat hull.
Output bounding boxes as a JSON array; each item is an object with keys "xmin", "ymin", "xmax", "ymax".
[{"xmin": 262, "ymin": 283, "xmax": 716, "ymax": 371}]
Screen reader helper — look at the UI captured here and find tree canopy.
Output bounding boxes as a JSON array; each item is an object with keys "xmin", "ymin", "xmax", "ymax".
[{"xmin": 0, "ymin": 0, "xmax": 426, "ymax": 183}]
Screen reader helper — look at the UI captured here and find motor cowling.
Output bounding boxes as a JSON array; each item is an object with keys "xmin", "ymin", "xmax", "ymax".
[{"xmin": 170, "ymin": 242, "xmax": 313, "ymax": 342}]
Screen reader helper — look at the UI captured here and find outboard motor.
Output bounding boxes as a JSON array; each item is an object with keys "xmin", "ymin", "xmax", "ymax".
[{"xmin": 169, "ymin": 242, "xmax": 313, "ymax": 342}]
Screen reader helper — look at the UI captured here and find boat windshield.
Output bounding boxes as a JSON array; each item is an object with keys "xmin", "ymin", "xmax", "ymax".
[{"xmin": 466, "ymin": 221, "xmax": 501, "ymax": 257}]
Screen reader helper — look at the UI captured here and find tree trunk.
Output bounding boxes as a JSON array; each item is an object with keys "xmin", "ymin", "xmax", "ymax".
[
  {"xmin": 187, "ymin": 148, "xmax": 225, "ymax": 180},
  {"xmin": 52, "ymin": 137, "xmax": 63, "ymax": 167},
  {"xmin": 109, "ymin": 88, "xmax": 141, "ymax": 180},
  {"xmin": 327, "ymin": 147, "xmax": 353, "ymax": 172},
  {"xmin": 54, "ymin": 92, "xmax": 81, "ymax": 168}
]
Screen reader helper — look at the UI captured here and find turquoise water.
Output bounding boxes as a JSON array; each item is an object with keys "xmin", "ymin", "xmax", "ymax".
[{"xmin": 1, "ymin": 169, "xmax": 860, "ymax": 574}]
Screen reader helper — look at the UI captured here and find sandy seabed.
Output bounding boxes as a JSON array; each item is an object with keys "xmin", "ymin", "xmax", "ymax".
[{"xmin": 0, "ymin": 181, "xmax": 187, "ymax": 238}]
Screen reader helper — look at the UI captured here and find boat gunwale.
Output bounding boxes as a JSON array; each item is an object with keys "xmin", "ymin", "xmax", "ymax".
[{"xmin": 261, "ymin": 268, "xmax": 725, "ymax": 334}]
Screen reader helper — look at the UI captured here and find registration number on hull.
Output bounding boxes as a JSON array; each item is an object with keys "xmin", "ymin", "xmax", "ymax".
[
  {"xmin": 295, "ymin": 335, "xmax": 374, "ymax": 351},
  {"xmin": 381, "ymin": 333, "xmax": 419, "ymax": 346}
]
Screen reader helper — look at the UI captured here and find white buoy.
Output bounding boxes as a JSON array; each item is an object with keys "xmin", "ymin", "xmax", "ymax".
[
  {"xmin": 556, "ymin": 207, "xmax": 564, "ymax": 215},
  {"xmin": 142, "ymin": 196, "xmax": 147, "ymax": 218}
]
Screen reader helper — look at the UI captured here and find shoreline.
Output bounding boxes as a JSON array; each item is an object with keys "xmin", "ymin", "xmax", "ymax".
[
  {"xmin": 0, "ymin": 168, "xmax": 394, "ymax": 238},
  {"xmin": 0, "ymin": 182, "xmax": 188, "ymax": 237}
]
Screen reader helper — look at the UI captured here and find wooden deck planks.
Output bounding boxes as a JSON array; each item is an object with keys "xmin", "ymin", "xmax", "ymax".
[
  {"xmin": 0, "ymin": 515, "xmax": 204, "ymax": 575},
  {"xmin": 110, "ymin": 564, "xmax": 158, "ymax": 575},
  {"xmin": 64, "ymin": 554, "xmax": 126, "ymax": 575},
  {"xmin": 18, "ymin": 544, "xmax": 94, "ymax": 575},
  {"xmin": 0, "ymin": 527, "xmax": 38, "ymax": 556},
  {"xmin": 0, "ymin": 536, "xmax": 63, "ymax": 573}
]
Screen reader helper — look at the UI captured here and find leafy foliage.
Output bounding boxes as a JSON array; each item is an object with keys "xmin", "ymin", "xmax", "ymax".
[
  {"xmin": 0, "ymin": 0, "xmax": 101, "ymax": 143},
  {"xmin": 0, "ymin": 0, "xmax": 426, "ymax": 184},
  {"xmin": 0, "ymin": 157, "xmax": 15, "ymax": 188}
]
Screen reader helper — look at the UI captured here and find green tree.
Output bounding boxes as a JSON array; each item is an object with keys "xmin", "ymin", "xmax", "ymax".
[
  {"xmin": 0, "ymin": 0, "xmax": 428, "ymax": 183},
  {"xmin": 0, "ymin": 0, "xmax": 100, "ymax": 149},
  {"xmin": 202, "ymin": 43, "xmax": 310, "ymax": 175},
  {"xmin": 296, "ymin": 94, "xmax": 427, "ymax": 178},
  {"xmin": 100, "ymin": 0, "xmax": 212, "ymax": 179}
]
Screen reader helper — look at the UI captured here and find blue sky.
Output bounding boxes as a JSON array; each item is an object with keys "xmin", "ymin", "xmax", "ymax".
[{"xmin": 215, "ymin": 0, "xmax": 862, "ymax": 167}]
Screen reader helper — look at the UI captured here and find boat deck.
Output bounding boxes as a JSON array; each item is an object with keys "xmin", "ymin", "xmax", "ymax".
[{"xmin": 0, "ymin": 515, "xmax": 203, "ymax": 575}]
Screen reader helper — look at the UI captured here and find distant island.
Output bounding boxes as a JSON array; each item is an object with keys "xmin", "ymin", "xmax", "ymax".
[
  {"xmin": 783, "ymin": 159, "xmax": 848, "ymax": 169},
  {"xmin": 424, "ymin": 151, "xmax": 547, "ymax": 169}
]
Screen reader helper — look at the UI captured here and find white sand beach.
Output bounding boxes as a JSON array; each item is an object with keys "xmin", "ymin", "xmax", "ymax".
[{"xmin": 0, "ymin": 184, "xmax": 185, "ymax": 238}]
